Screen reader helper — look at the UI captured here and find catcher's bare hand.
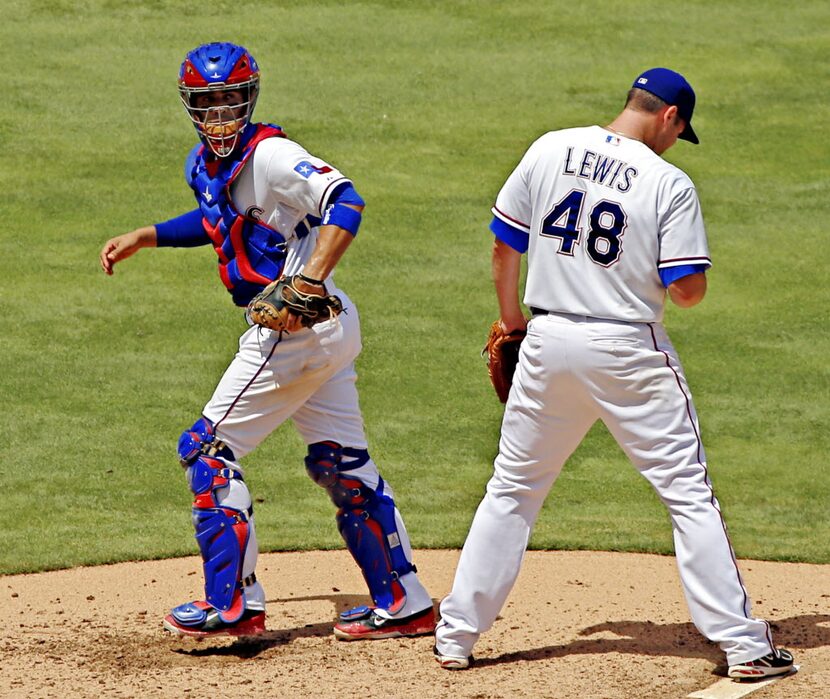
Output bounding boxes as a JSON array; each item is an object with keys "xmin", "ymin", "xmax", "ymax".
[{"xmin": 99, "ymin": 226, "xmax": 156, "ymax": 275}]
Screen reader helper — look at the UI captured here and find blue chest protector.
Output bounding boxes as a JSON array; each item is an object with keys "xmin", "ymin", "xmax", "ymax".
[{"xmin": 185, "ymin": 123, "xmax": 297, "ymax": 307}]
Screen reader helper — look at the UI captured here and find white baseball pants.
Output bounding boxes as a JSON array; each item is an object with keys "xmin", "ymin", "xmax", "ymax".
[
  {"xmin": 436, "ymin": 311, "xmax": 776, "ymax": 664},
  {"xmin": 199, "ymin": 296, "xmax": 431, "ymax": 616},
  {"xmin": 204, "ymin": 294, "xmax": 367, "ymax": 455}
]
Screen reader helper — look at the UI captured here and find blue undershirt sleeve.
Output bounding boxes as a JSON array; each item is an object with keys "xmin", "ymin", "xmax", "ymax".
[
  {"xmin": 155, "ymin": 209, "xmax": 210, "ymax": 247},
  {"xmin": 659, "ymin": 263, "xmax": 708, "ymax": 287},
  {"xmin": 489, "ymin": 216, "xmax": 529, "ymax": 254},
  {"xmin": 329, "ymin": 183, "xmax": 365, "ymax": 207}
]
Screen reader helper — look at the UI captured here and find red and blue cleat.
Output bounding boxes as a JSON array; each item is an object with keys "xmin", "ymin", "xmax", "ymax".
[
  {"xmin": 333, "ymin": 605, "xmax": 435, "ymax": 641},
  {"xmin": 163, "ymin": 600, "xmax": 266, "ymax": 639}
]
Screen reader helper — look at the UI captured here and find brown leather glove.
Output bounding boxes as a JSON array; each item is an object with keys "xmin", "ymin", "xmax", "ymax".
[
  {"xmin": 247, "ymin": 275, "xmax": 343, "ymax": 333},
  {"xmin": 483, "ymin": 320, "xmax": 526, "ymax": 403}
]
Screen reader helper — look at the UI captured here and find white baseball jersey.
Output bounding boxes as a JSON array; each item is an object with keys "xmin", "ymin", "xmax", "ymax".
[
  {"xmin": 492, "ymin": 125, "xmax": 711, "ymax": 322},
  {"xmin": 230, "ymin": 136, "xmax": 351, "ymax": 291}
]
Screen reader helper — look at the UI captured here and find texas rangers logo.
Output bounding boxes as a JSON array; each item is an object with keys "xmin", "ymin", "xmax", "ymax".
[{"xmin": 294, "ymin": 161, "xmax": 333, "ymax": 179}]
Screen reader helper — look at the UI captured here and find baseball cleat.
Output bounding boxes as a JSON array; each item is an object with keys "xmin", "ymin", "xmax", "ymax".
[
  {"xmin": 433, "ymin": 645, "xmax": 472, "ymax": 670},
  {"xmin": 333, "ymin": 606, "xmax": 435, "ymax": 641},
  {"xmin": 728, "ymin": 649, "xmax": 795, "ymax": 680},
  {"xmin": 163, "ymin": 600, "xmax": 266, "ymax": 639}
]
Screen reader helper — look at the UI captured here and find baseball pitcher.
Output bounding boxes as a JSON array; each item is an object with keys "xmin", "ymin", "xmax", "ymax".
[{"xmin": 433, "ymin": 68, "xmax": 794, "ymax": 681}]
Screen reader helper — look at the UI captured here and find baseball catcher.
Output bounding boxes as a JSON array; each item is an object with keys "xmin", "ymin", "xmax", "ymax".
[{"xmin": 99, "ymin": 41, "xmax": 436, "ymax": 643}]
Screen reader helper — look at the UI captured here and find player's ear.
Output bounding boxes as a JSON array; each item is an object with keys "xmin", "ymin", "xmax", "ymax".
[{"xmin": 662, "ymin": 104, "xmax": 679, "ymax": 127}]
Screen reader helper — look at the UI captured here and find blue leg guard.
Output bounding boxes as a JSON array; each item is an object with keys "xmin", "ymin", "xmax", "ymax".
[
  {"xmin": 178, "ymin": 418, "xmax": 254, "ymax": 623},
  {"xmin": 305, "ymin": 442, "xmax": 415, "ymax": 614}
]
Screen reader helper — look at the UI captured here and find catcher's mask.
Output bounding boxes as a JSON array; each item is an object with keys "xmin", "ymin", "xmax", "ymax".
[{"xmin": 179, "ymin": 42, "xmax": 260, "ymax": 158}]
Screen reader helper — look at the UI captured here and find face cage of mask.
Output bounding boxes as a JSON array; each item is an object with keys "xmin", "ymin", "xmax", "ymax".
[{"xmin": 179, "ymin": 79, "xmax": 259, "ymax": 157}]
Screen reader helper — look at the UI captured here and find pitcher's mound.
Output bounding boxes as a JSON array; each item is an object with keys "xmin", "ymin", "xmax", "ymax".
[{"xmin": 2, "ymin": 550, "xmax": 827, "ymax": 698}]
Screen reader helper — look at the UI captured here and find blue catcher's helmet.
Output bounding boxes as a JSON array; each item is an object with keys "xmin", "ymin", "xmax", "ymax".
[{"xmin": 179, "ymin": 42, "xmax": 260, "ymax": 157}]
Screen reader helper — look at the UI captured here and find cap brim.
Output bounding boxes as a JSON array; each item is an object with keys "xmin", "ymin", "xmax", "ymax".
[{"xmin": 679, "ymin": 122, "xmax": 699, "ymax": 144}]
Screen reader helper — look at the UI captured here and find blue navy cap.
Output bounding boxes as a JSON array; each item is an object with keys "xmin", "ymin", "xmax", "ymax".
[{"xmin": 632, "ymin": 67, "xmax": 698, "ymax": 144}]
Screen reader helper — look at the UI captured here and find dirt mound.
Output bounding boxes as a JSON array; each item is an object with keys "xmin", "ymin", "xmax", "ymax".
[{"xmin": 1, "ymin": 550, "xmax": 827, "ymax": 698}]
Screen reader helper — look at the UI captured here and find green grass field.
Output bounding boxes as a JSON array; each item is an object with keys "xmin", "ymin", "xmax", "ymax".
[{"xmin": 2, "ymin": 0, "xmax": 828, "ymax": 574}]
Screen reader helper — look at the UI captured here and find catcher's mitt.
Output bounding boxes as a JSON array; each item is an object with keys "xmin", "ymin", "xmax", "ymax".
[
  {"xmin": 483, "ymin": 320, "xmax": 526, "ymax": 403},
  {"xmin": 247, "ymin": 275, "xmax": 343, "ymax": 333}
]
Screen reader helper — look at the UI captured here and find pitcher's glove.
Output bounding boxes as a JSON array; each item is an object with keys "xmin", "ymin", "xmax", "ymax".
[
  {"xmin": 247, "ymin": 275, "xmax": 343, "ymax": 333},
  {"xmin": 483, "ymin": 320, "xmax": 526, "ymax": 403}
]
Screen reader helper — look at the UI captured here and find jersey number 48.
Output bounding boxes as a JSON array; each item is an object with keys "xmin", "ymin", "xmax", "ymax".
[{"xmin": 541, "ymin": 189, "xmax": 627, "ymax": 267}]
